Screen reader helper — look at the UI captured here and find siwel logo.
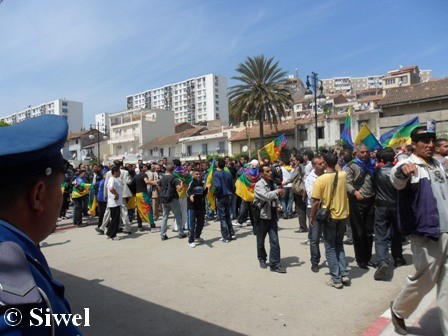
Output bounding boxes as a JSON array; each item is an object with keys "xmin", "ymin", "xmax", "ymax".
[{"xmin": 30, "ymin": 308, "xmax": 90, "ymax": 327}]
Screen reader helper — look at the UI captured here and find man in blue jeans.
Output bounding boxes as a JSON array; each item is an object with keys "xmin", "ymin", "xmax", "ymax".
[
  {"xmin": 304, "ymin": 155, "xmax": 326, "ymax": 272},
  {"xmin": 310, "ymin": 153, "xmax": 350, "ymax": 288},
  {"xmin": 158, "ymin": 164, "xmax": 186, "ymax": 241},
  {"xmin": 212, "ymin": 159, "xmax": 235, "ymax": 243}
]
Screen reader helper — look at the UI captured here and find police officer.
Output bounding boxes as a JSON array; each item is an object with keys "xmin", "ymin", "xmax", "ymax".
[{"xmin": 0, "ymin": 115, "xmax": 82, "ymax": 335}]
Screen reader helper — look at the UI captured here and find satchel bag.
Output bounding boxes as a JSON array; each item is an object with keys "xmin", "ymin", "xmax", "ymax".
[
  {"xmin": 315, "ymin": 172, "xmax": 338, "ymax": 223},
  {"xmin": 292, "ymin": 166, "xmax": 305, "ymax": 196}
]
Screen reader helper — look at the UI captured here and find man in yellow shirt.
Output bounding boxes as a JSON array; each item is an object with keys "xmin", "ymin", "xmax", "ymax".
[{"xmin": 310, "ymin": 153, "xmax": 350, "ymax": 289}]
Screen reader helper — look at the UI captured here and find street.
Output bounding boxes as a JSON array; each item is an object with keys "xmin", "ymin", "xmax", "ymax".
[{"xmin": 44, "ymin": 213, "xmax": 419, "ymax": 336}]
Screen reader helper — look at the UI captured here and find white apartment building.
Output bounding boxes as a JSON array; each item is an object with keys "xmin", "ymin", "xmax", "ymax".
[
  {"xmin": 0, "ymin": 99, "xmax": 83, "ymax": 133},
  {"xmin": 107, "ymin": 107, "xmax": 174, "ymax": 162},
  {"xmin": 126, "ymin": 74, "xmax": 229, "ymax": 125},
  {"xmin": 322, "ymin": 75, "xmax": 383, "ymax": 94},
  {"xmin": 94, "ymin": 113, "xmax": 109, "ymax": 133}
]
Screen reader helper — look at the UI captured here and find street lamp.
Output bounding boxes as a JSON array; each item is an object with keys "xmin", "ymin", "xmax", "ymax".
[
  {"xmin": 89, "ymin": 123, "xmax": 109, "ymax": 164},
  {"xmin": 305, "ymin": 72, "xmax": 326, "ymax": 153}
]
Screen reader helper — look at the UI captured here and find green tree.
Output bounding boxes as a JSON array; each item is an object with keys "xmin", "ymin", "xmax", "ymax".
[
  {"xmin": 0, "ymin": 121, "xmax": 10, "ymax": 127},
  {"xmin": 228, "ymin": 55, "xmax": 292, "ymax": 147}
]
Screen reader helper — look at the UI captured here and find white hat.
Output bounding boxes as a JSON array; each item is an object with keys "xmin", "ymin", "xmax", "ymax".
[{"xmin": 249, "ymin": 159, "xmax": 259, "ymax": 167}]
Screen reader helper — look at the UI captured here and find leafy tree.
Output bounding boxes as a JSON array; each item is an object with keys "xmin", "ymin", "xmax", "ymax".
[
  {"xmin": 0, "ymin": 121, "xmax": 10, "ymax": 127},
  {"xmin": 228, "ymin": 55, "xmax": 292, "ymax": 147}
]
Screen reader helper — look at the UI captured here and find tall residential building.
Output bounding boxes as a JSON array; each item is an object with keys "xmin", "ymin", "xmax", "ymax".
[
  {"xmin": 94, "ymin": 113, "xmax": 109, "ymax": 133},
  {"xmin": 0, "ymin": 99, "xmax": 83, "ymax": 133},
  {"xmin": 126, "ymin": 74, "xmax": 229, "ymax": 125}
]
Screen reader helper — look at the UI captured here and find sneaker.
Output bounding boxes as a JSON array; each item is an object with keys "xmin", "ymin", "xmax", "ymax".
[
  {"xmin": 161, "ymin": 235, "xmax": 168, "ymax": 241},
  {"xmin": 234, "ymin": 222, "xmax": 242, "ymax": 227},
  {"xmin": 111, "ymin": 236, "xmax": 121, "ymax": 241},
  {"xmin": 326, "ymin": 278, "xmax": 343, "ymax": 289},
  {"xmin": 138, "ymin": 227, "xmax": 146, "ymax": 232},
  {"xmin": 172, "ymin": 229, "xmax": 178, "ymax": 233},
  {"xmin": 189, "ymin": 242, "xmax": 196, "ymax": 248},
  {"xmin": 301, "ymin": 239, "xmax": 310, "ymax": 245},
  {"xmin": 178, "ymin": 233, "xmax": 187, "ymax": 239},
  {"xmin": 311, "ymin": 264, "xmax": 319, "ymax": 273},
  {"xmin": 194, "ymin": 238, "xmax": 204, "ymax": 244},
  {"xmin": 231, "ymin": 235, "xmax": 236, "ymax": 240},
  {"xmin": 95, "ymin": 227, "xmax": 104, "ymax": 235},
  {"xmin": 220, "ymin": 238, "xmax": 230, "ymax": 243},
  {"xmin": 341, "ymin": 276, "xmax": 351, "ymax": 286},
  {"xmin": 259, "ymin": 260, "xmax": 268, "ymax": 269},
  {"xmin": 374, "ymin": 263, "xmax": 389, "ymax": 281},
  {"xmin": 390, "ymin": 302, "xmax": 407, "ymax": 335}
]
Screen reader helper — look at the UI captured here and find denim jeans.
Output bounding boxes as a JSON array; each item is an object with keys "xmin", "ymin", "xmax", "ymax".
[
  {"xmin": 296, "ymin": 194, "xmax": 308, "ymax": 232},
  {"xmin": 187, "ymin": 209, "xmax": 205, "ymax": 243},
  {"xmin": 323, "ymin": 217, "xmax": 349, "ymax": 283},
  {"xmin": 374, "ymin": 205, "xmax": 403, "ymax": 265},
  {"xmin": 237, "ymin": 200, "xmax": 253, "ymax": 225},
  {"xmin": 280, "ymin": 187, "xmax": 294, "ymax": 217},
  {"xmin": 257, "ymin": 217, "xmax": 281, "ymax": 267},
  {"xmin": 230, "ymin": 193, "xmax": 238, "ymax": 220},
  {"xmin": 216, "ymin": 196, "xmax": 234, "ymax": 240},
  {"xmin": 307, "ymin": 207, "xmax": 323, "ymax": 265},
  {"xmin": 161, "ymin": 198, "xmax": 184, "ymax": 237}
]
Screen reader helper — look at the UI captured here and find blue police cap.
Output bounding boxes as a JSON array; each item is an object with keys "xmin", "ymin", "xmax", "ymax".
[{"xmin": 0, "ymin": 115, "xmax": 68, "ymax": 183}]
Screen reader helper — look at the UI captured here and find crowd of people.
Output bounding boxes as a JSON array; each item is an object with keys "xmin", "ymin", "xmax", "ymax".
[{"xmin": 60, "ymin": 127, "xmax": 448, "ymax": 335}]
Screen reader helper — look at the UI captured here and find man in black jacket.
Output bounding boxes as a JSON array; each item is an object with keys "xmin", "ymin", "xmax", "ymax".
[{"xmin": 373, "ymin": 148, "xmax": 405, "ymax": 281}]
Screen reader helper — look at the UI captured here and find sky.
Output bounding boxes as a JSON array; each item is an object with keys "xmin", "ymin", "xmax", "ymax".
[{"xmin": 1, "ymin": 0, "xmax": 447, "ymax": 126}]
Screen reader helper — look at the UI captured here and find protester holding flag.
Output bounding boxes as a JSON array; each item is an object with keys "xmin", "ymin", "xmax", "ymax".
[
  {"xmin": 235, "ymin": 159, "xmax": 261, "ymax": 231},
  {"xmin": 173, "ymin": 159, "xmax": 191, "ymax": 232},
  {"xmin": 258, "ymin": 134, "xmax": 288, "ymax": 163}
]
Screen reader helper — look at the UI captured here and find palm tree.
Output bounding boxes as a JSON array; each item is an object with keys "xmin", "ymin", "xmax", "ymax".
[{"xmin": 228, "ymin": 55, "xmax": 292, "ymax": 147}]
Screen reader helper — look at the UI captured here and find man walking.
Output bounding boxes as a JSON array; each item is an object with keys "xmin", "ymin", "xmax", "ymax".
[
  {"xmin": 254, "ymin": 165, "xmax": 286, "ymax": 273},
  {"xmin": 310, "ymin": 153, "xmax": 350, "ymax": 288},
  {"xmin": 373, "ymin": 148, "xmax": 405, "ymax": 281},
  {"xmin": 106, "ymin": 166, "xmax": 123, "ymax": 240},
  {"xmin": 213, "ymin": 159, "xmax": 236, "ymax": 243},
  {"xmin": 158, "ymin": 164, "xmax": 186, "ymax": 241},
  {"xmin": 304, "ymin": 155, "xmax": 326, "ymax": 272},
  {"xmin": 390, "ymin": 126, "xmax": 448, "ymax": 335}
]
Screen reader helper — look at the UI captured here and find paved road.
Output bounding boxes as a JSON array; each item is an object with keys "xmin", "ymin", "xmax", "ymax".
[{"xmin": 42, "ymin": 212, "xmax": 433, "ymax": 336}]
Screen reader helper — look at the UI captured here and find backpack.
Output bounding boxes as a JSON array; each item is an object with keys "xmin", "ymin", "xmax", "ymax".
[
  {"xmin": 159, "ymin": 175, "xmax": 176, "ymax": 204},
  {"xmin": 292, "ymin": 166, "xmax": 305, "ymax": 196}
]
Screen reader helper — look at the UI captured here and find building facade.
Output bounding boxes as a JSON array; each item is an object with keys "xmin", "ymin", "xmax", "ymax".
[
  {"xmin": 0, "ymin": 99, "xmax": 83, "ymax": 133},
  {"xmin": 126, "ymin": 73, "xmax": 229, "ymax": 125},
  {"xmin": 107, "ymin": 107, "xmax": 175, "ymax": 162}
]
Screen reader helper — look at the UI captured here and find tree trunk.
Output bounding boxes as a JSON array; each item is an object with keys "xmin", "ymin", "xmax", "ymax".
[{"xmin": 259, "ymin": 112, "xmax": 264, "ymax": 148}]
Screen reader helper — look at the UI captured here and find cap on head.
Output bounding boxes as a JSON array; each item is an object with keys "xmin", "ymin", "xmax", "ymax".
[
  {"xmin": 0, "ymin": 115, "xmax": 68, "ymax": 184},
  {"xmin": 249, "ymin": 159, "xmax": 259, "ymax": 167},
  {"xmin": 410, "ymin": 125, "xmax": 436, "ymax": 143}
]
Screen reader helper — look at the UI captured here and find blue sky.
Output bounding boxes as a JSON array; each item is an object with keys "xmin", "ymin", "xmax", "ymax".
[{"xmin": 1, "ymin": 0, "xmax": 447, "ymax": 126}]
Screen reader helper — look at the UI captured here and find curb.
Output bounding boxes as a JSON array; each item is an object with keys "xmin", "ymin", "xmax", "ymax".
[{"xmin": 363, "ymin": 310, "xmax": 391, "ymax": 336}]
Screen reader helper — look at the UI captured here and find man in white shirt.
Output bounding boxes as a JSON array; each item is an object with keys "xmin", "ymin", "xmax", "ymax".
[
  {"xmin": 304, "ymin": 155, "xmax": 326, "ymax": 272},
  {"xmin": 107, "ymin": 166, "xmax": 123, "ymax": 240}
]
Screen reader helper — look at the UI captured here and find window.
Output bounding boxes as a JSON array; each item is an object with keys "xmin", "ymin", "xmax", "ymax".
[
  {"xmin": 218, "ymin": 141, "xmax": 225, "ymax": 152},
  {"xmin": 62, "ymin": 108, "xmax": 68, "ymax": 113},
  {"xmin": 202, "ymin": 143, "xmax": 208, "ymax": 155},
  {"xmin": 298, "ymin": 129, "xmax": 308, "ymax": 141},
  {"xmin": 186, "ymin": 145, "xmax": 192, "ymax": 156},
  {"xmin": 340, "ymin": 123, "xmax": 345, "ymax": 136},
  {"xmin": 62, "ymin": 102, "xmax": 68, "ymax": 106},
  {"xmin": 160, "ymin": 148, "xmax": 164, "ymax": 156},
  {"xmin": 317, "ymin": 127, "xmax": 324, "ymax": 139}
]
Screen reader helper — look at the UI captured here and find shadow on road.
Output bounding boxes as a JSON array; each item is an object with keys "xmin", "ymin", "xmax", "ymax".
[{"xmin": 52, "ymin": 269, "xmax": 245, "ymax": 336}]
